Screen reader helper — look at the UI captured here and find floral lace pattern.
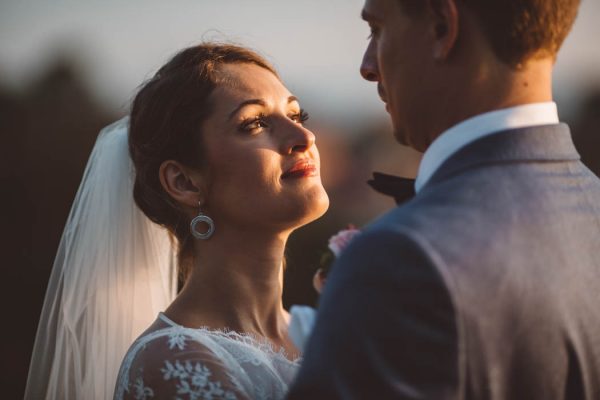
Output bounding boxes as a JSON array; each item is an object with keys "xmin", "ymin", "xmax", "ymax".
[
  {"xmin": 167, "ymin": 327, "xmax": 188, "ymax": 351},
  {"xmin": 132, "ymin": 378, "xmax": 154, "ymax": 400},
  {"xmin": 161, "ymin": 360, "xmax": 236, "ymax": 400},
  {"xmin": 114, "ymin": 313, "xmax": 300, "ymax": 400}
]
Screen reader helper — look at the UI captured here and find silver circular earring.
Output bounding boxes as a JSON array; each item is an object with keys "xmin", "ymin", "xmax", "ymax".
[{"xmin": 190, "ymin": 203, "xmax": 215, "ymax": 240}]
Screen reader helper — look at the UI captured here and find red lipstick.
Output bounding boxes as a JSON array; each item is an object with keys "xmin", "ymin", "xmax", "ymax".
[{"xmin": 282, "ymin": 159, "xmax": 318, "ymax": 179}]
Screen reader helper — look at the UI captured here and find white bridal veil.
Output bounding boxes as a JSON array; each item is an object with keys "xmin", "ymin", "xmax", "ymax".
[{"xmin": 25, "ymin": 117, "xmax": 177, "ymax": 399}]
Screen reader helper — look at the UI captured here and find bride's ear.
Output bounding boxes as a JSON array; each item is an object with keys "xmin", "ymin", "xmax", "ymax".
[{"xmin": 158, "ymin": 160, "xmax": 207, "ymax": 210}]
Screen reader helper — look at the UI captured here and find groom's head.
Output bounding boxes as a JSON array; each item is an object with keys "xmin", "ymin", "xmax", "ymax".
[{"xmin": 360, "ymin": 0, "xmax": 580, "ymax": 151}]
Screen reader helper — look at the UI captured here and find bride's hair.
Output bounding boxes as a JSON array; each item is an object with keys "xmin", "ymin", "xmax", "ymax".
[{"xmin": 129, "ymin": 43, "xmax": 277, "ymax": 281}]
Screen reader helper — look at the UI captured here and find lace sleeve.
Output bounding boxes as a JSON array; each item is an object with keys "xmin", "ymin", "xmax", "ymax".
[{"xmin": 115, "ymin": 328, "xmax": 251, "ymax": 400}]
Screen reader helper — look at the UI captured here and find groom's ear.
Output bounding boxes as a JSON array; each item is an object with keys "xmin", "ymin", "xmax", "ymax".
[
  {"xmin": 159, "ymin": 160, "xmax": 208, "ymax": 211},
  {"xmin": 428, "ymin": 0, "xmax": 459, "ymax": 61}
]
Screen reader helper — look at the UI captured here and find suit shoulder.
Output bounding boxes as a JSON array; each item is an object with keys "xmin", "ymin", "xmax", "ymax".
[{"xmin": 333, "ymin": 219, "xmax": 451, "ymax": 293}]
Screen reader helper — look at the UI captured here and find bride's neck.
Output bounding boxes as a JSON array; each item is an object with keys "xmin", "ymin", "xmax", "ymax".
[{"xmin": 166, "ymin": 227, "xmax": 291, "ymax": 339}]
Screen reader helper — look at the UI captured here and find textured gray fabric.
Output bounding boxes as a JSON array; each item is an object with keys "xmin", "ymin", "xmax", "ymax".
[{"xmin": 288, "ymin": 124, "xmax": 600, "ymax": 400}]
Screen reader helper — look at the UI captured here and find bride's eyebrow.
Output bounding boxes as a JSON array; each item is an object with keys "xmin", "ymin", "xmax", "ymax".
[
  {"xmin": 228, "ymin": 99, "xmax": 266, "ymax": 120},
  {"xmin": 228, "ymin": 96, "xmax": 299, "ymax": 120}
]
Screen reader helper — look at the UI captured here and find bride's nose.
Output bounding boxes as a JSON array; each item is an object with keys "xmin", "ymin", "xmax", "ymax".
[{"xmin": 281, "ymin": 123, "xmax": 316, "ymax": 155}]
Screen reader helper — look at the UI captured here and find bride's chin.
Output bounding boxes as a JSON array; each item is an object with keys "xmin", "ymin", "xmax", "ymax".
[
  {"xmin": 240, "ymin": 184, "xmax": 329, "ymax": 232},
  {"xmin": 313, "ymin": 189, "xmax": 330, "ymax": 218},
  {"xmin": 294, "ymin": 188, "xmax": 330, "ymax": 225}
]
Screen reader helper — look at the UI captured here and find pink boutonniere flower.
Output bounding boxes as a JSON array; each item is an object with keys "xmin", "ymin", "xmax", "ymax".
[
  {"xmin": 327, "ymin": 227, "xmax": 361, "ymax": 257},
  {"xmin": 314, "ymin": 226, "xmax": 362, "ymax": 294}
]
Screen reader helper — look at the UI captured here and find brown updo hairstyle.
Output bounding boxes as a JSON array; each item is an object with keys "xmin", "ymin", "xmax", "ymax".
[{"xmin": 129, "ymin": 43, "xmax": 278, "ymax": 282}]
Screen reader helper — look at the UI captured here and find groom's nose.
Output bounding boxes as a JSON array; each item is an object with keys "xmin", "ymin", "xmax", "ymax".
[{"xmin": 360, "ymin": 40, "xmax": 379, "ymax": 82}]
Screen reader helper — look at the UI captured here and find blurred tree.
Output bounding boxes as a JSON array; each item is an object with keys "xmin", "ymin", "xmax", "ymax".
[
  {"xmin": 0, "ymin": 58, "xmax": 115, "ymax": 398},
  {"xmin": 572, "ymin": 89, "xmax": 600, "ymax": 177}
]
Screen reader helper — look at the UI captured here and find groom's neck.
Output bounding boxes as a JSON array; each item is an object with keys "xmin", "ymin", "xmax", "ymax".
[
  {"xmin": 422, "ymin": 57, "xmax": 554, "ymax": 150},
  {"xmin": 457, "ymin": 57, "xmax": 554, "ymax": 121}
]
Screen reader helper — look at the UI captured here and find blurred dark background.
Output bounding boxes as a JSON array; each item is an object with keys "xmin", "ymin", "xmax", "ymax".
[{"xmin": 2, "ymin": 1, "xmax": 600, "ymax": 398}]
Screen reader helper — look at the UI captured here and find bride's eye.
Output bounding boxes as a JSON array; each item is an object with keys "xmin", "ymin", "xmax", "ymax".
[
  {"xmin": 290, "ymin": 109, "xmax": 309, "ymax": 124},
  {"xmin": 240, "ymin": 113, "xmax": 268, "ymax": 133}
]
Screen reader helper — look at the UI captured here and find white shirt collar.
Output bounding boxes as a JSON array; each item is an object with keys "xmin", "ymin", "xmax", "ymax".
[{"xmin": 414, "ymin": 102, "xmax": 559, "ymax": 193}]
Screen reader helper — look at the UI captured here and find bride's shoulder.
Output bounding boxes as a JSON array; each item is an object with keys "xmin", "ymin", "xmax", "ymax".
[{"xmin": 115, "ymin": 322, "xmax": 248, "ymax": 400}]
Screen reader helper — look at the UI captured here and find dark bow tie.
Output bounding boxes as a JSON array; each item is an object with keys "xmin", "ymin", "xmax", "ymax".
[{"xmin": 367, "ymin": 172, "xmax": 416, "ymax": 205}]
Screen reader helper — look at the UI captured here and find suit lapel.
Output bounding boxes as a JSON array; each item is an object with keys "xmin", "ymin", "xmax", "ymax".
[{"xmin": 423, "ymin": 123, "xmax": 580, "ymax": 191}]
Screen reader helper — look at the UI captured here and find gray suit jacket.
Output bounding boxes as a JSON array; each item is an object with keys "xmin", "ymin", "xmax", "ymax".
[{"xmin": 287, "ymin": 124, "xmax": 600, "ymax": 399}]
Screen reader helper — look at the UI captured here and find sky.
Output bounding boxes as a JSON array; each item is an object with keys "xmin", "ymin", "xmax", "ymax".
[{"xmin": 1, "ymin": 0, "xmax": 599, "ymax": 121}]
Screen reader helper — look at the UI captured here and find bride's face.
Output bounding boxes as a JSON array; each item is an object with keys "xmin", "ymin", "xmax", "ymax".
[{"xmin": 200, "ymin": 63, "xmax": 329, "ymax": 232}]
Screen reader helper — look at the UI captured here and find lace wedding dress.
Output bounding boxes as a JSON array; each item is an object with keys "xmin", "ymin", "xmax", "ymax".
[{"xmin": 114, "ymin": 313, "xmax": 302, "ymax": 400}]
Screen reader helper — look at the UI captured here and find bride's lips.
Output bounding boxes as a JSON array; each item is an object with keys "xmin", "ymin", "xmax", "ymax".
[
  {"xmin": 377, "ymin": 84, "xmax": 390, "ymax": 113},
  {"xmin": 282, "ymin": 159, "xmax": 318, "ymax": 179}
]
